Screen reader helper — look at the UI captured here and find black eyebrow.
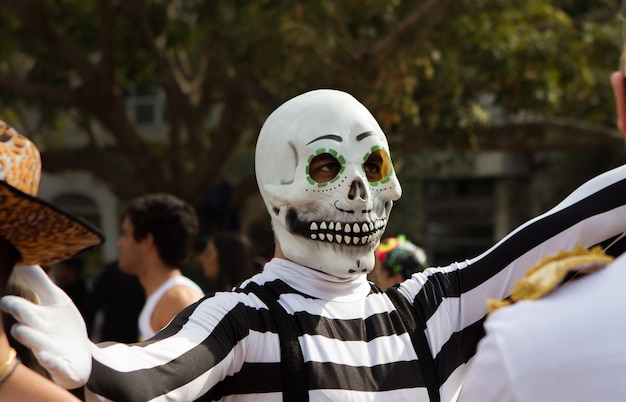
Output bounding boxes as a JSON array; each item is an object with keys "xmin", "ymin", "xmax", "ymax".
[
  {"xmin": 356, "ymin": 131, "xmax": 376, "ymax": 141},
  {"xmin": 306, "ymin": 134, "xmax": 343, "ymax": 145},
  {"xmin": 306, "ymin": 131, "xmax": 375, "ymax": 145}
]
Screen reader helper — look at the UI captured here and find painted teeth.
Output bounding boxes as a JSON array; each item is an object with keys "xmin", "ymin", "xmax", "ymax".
[{"xmin": 307, "ymin": 219, "xmax": 386, "ymax": 245}]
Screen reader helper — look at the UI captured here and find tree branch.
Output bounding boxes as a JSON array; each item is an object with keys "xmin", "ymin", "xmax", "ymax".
[
  {"xmin": 365, "ymin": 0, "xmax": 452, "ymax": 63},
  {"xmin": 0, "ymin": 73, "xmax": 76, "ymax": 106},
  {"xmin": 1, "ymin": 0, "xmax": 95, "ymax": 80},
  {"xmin": 480, "ymin": 117, "xmax": 623, "ymax": 141},
  {"xmin": 124, "ymin": 1, "xmax": 190, "ymax": 103},
  {"xmin": 97, "ymin": 0, "xmax": 119, "ymax": 86},
  {"xmin": 390, "ymin": 117, "xmax": 623, "ymax": 152},
  {"xmin": 183, "ymin": 80, "xmax": 249, "ymax": 203},
  {"xmin": 41, "ymin": 146, "xmax": 148, "ymax": 199}
]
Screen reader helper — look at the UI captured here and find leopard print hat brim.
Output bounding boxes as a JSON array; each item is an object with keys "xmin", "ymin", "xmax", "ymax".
[{"xmin": 0, "ymin": 180, "xmax": 104, "ymax": 266}]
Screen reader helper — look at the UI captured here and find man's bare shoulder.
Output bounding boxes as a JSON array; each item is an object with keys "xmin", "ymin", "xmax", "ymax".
[
  {"xmin": 161, "ymin": 284, "xmax": 203, "ymax": 308},
  {"xmin": 151, "ymin": 284, "xmax": 204, "ymax": 331}
]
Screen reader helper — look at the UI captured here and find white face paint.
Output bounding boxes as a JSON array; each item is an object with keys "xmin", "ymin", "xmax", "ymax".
[{"xmin": 255, "ymin": 89, "xmax": 402, "ymax": 278}]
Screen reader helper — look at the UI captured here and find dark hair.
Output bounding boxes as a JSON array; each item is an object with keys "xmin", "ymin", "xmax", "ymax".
[
  {"xmin": 375, "ymin": 236, "xmax": 428, "ymax": 280},
  {"xmin": 212, "ymin": 232, "xmax": 258, "ymax": 291},
  {"xmin": 3, "ymin": 272, "xmax": 51, "ymax": 379},
  {"xmin": 125, "ymin": 193, "xmax": 199, "ymax": 268},
  {"xmin": 0, "ymin": 237, "xmax": 50, "ymax": 378},
  {"xmin": 0, "ymin": 236, "xmax": 21, "ymax": 290}
]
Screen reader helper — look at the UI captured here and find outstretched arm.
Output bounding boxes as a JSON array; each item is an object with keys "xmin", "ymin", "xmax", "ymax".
[
  {"xmin": 396, "ymin": 161, "xmax": 626, "ymax": 400},
  {"xmin": 456, "ymin": 69, "xmax": 626, "ymax": 402}
]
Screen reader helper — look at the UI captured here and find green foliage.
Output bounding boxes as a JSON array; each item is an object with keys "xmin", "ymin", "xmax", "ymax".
[{"xmin": 0, "ymin": 0, "xmax": 623, "ymax": 200}]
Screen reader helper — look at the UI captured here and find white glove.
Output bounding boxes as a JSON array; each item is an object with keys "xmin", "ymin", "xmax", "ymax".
[{"xmin": 1, "ymin": 264, "xmax": 93, "ymax": 389}]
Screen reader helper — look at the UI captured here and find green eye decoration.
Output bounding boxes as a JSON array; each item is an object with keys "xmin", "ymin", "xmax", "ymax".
[
  {"xmin": 306, "ymin": 148, "xmax": 345, "ymax": 186},
  {"xmin": 363, "ymin": 146, "xmax": 393, "ymax": 185}
]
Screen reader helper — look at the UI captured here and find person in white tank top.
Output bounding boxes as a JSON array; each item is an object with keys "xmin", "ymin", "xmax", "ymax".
[
  {"xmin": 117, "ymin": 193, "xmax": 204, "ymax": 341},
  {"xmin": 138, "ymin": 276, "xmax": 204, "ymax": 339}
]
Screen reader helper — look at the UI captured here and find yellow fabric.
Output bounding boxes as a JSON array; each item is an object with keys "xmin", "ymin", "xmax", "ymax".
[{"xmin": 487, "ymin": 245, "xmax": 613, "ymax": 313}]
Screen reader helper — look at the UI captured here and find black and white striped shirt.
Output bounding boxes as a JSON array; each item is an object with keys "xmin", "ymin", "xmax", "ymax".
[{"xmin": 87, "ymin": 164, "xmax": 626, "ymax": 401}]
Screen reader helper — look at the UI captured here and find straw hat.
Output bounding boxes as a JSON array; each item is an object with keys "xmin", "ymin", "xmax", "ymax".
[{"xmin": 0, "ymin": 120, "xmax": 104, "ymax": 265}]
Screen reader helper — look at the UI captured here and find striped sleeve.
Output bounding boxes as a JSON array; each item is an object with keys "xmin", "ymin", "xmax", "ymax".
[
  {"xmin": 87, "ymin": 291, "xmax": 277, "ymax": 401},
  {"xmin": 398, "ymin": 163, "xmax": 626, "ymax": 399}
]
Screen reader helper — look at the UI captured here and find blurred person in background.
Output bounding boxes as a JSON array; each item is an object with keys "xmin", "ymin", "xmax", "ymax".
[
  {"xmin": 46, "ymin": 257, "xmax": 89, "ymax": 320},
  {"xmin": 118, "ymin": 193, "xmax": 204, "ymax": 340},
  {"xmin": 84, "ymin": 260, "xmax": 145, "ymax": 343},
  {"xmin": 196, "ymin": 231, "xmax": 261, "ymax": 292},
  {"xmin": 374, "ymin": 235, "xmax": 428, "ymax": 290}
]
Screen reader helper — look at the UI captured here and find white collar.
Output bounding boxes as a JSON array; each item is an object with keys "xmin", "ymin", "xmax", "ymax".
[{"xmin": 261, "ymin": 258, "xmax": 371, "ymax": 302}]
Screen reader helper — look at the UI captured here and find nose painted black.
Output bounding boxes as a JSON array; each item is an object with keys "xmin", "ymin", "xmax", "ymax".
[{"xmin": 348, "ymin": 179, "xmax": 367, "ymax": 201}]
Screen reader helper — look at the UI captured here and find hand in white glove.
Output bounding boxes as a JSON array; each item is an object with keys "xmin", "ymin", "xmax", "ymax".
[{"xmin": 1, "ymin": 264, "xmax": 93, "ymax": 389}]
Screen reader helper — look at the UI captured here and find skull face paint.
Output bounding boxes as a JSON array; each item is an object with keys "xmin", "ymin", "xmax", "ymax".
[{"xmin": 255, "ymin": 89, "xmax": 402, "ymax": 278}]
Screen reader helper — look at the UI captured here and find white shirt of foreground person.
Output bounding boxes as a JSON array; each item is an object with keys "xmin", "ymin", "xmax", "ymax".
[{"xmin": 459, "ymin": 252, "xmax": 626, "ymax": 402}]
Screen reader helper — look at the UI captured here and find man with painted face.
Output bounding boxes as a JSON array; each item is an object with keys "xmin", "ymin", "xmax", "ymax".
[
  {"xmin": 3, "ymin": 89, "xmax": 626, "ymax": 401},
  {"xmin": 257, "ymin": 89, "xmax": 401, "ymax": 277}
]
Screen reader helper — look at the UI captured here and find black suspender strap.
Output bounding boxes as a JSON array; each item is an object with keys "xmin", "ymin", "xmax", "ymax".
[
  {"xmin": 247, "ymin": 282, "xmax": 438, "ymax": 402},
  {"xmin": 247, "ymin": 283, "xmax": 309, "ymax": 402},
  {"xmin": 386, "ymin": 286, "xmax": 441, "ymax": 402}
]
